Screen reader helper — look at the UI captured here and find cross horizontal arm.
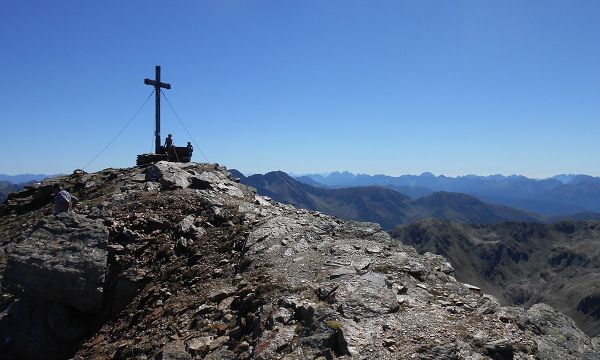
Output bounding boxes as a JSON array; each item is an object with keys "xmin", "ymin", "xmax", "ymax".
[{"xmin": 144, "ymin": 79, "xmax": 172, "ymax": 89}]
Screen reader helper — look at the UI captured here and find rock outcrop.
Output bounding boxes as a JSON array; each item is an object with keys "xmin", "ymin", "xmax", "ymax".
[
  {"xmin": 0, "ymin": 161, "xmax": 598, "ymax": 359},
  {"xmin": 5, "ymin": 212, "xmax": 108, "ymax": 313},
  {"xmin": 390, "ymin": 219, "xmax": 600, "ymax": 337}
]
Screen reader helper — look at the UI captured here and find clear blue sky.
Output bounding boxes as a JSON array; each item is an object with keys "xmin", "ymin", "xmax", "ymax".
[{"xmin": 1, "ymin": 1, "xmax": 599, "ymax": 178}]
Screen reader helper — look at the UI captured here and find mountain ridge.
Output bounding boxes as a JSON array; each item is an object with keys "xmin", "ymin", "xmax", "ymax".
[
  {"xmin": 1, "ymin": 161, "xmax": 598, "ymax": 359},
  {"xmin": 297, "ymin": 171, "xmax": 600, "ymax": 215},
  {"xmin": 239, "ymin": 170, "xmax": 544, "ymax": 230},
  {"xmin": 0, "ymin": 173, "xmax": 59, "ymax": 184}
]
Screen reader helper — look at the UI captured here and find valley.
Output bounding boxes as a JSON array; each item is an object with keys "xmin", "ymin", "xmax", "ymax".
[{"xmin": 390, "ymin": 219, "xmax": 600, "ymax": 337}]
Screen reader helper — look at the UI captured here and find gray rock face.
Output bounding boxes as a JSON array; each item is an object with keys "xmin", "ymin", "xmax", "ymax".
[
  {"xmin": 4, "ymin": 213, "xmax": 108, "ymax": 313},
  {"xmin": 146, "ymin": 161, "xmax": 194, "ymax": 189},
  {"xmin": 484, "ymin": 338, "xmax": 513, "ymax": 359},
  {"xmin": 146, "ymin": 161, "xmax": 239, "ymax": 194},
  {"xmin": 342, "ymin": 275, "xmax": 399, "ymax": 318},
  {"xmin": 526, "ymin": 303, "xmax": 600, "ymax": 359},
  {"xmin": 237, "ymin": 196, "xmax": 600, "ymax": 359},
  {"xmin": 1, "ymin": 161, "xmax": 599, "ymax": 360},
  {"xmin": 156, "ymin": 341, "xmax": 192, "ymax": 360}
]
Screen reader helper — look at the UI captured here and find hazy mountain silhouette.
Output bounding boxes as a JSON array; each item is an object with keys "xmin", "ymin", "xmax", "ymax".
[
  {"xmin": 0, "ymin": 173, "xmax": 58, "ymax": 184},
  {"xmin": 299, "ymin": 171, "xmax": 600, "ymax": 215},
  {"xmin": 549, "ymin": 211, "xmax": 600, "ymax": 222},
  {"xmin": 385, "ymin": 184, "xmax": 436, "ymax": 199},
  {"xmin": 294, "ymin": 175, "xmax": 327, "ymax": 188},
  {"xmin": 238, "ymin": 171, "xmax": 543, "ymax": 230},
  {"xmin": 410, "ymin": 192, "xmax": 541, "ymax": 224},
  {"xmin": 550, "ymin": 174, "xmax": 583, "ymax": 184},
  {"xmin": 242, "ymin": 171, "xmax": 411, "ymax": 229}
]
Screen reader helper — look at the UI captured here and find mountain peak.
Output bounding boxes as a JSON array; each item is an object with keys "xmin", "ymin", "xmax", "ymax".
[
  {"xmin": 569, "ymin": 174, "xmax": 600, "ymax": 185},
  {"xmin": 1, "ymin": 162, "xmax": 598, "ymax": 359}
]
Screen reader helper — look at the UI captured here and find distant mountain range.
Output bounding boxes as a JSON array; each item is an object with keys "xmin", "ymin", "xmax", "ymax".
[
  {"xmin": 233, "ymin": 170, "xmax": 543, "ymax": 230},
  {"xmin": 0, "ymin": 181, "xmax": 30, "ymax": 204},
  {"xmin": 297, "ymin": 171, "xmax": 600, "ymax": 215},
  {"xmin": 0, "ymin": 174, "xmax": 58, "ymax": 204},
  {"xmin": 234, "ymin": 168, "xmax": 600, "ymax": 337},
  {"xmin": 390, "ymin": 219, "xmax": 600, "ymax": 337},
  {"xmin": 0, "ymin": 173, "xmax": 58, "ymax": 184}
]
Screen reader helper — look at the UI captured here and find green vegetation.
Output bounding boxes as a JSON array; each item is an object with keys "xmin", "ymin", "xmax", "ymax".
[{"xmin": 326, "ymin": 319, "xmax": 343, "ymax": 331}]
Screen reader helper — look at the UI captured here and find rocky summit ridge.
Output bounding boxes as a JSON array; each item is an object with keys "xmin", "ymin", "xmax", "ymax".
[{"xmin": 0, "ymin": 161, "xmax": 599, "ymax": 359}]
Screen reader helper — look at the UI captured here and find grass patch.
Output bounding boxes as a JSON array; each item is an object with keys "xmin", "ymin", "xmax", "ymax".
[{"xmin": 326, "ymin": 320, "xmax": 343, "ymax": 331}]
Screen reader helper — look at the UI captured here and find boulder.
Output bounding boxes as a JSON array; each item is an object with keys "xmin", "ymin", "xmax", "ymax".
[
  {"xmin": 176, "ymin": 215, "xmax": 206, "ymax": 238},
  {"xmin": 255, "ymin": 326, "xmax": 296, "ymax": 359},
  {"xmin": 526, "ymin": 303, "xmax": 600, "ymax": 359},
  {"xmin": 484, "ymin": 338, "xmax": 513, "ymax": 360},
  {"xmin": 146, "ymin": 161, "xmax": 231, "ymax": 191},
  {"xmin": 146, "ymin": 161, "xmax": 191, "ymax": 189},
  {"xmin": 156, "ymin": 341, "xmax": 191, "ymax": 360},
  {"xmin": 342, "ymin": 284, "xmax": 399, "ymax": 318},
  {"xmin": 4, "ymin": 213, "xmax": 108, "ymax": 313}
]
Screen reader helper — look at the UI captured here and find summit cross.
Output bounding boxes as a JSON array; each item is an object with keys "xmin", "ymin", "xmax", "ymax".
[{"xmin": 144, "ymin": 66, "xmax": 172, "ymax": 154}]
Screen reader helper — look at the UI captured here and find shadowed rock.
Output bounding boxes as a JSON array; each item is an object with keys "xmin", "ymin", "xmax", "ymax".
[{"xmin": 4, "ymin": 213, "xmax": 108, "ymax": 313}]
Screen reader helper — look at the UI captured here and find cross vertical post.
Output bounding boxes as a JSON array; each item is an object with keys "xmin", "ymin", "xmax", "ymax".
[{"xmin": 144, "ymin": 66, "xmax": 172, "ymax": 154}]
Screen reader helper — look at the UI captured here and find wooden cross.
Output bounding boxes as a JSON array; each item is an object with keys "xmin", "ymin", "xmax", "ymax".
[{"xmin": 144, "ymin": 66, "xmax": 172, "ymax": 154}]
